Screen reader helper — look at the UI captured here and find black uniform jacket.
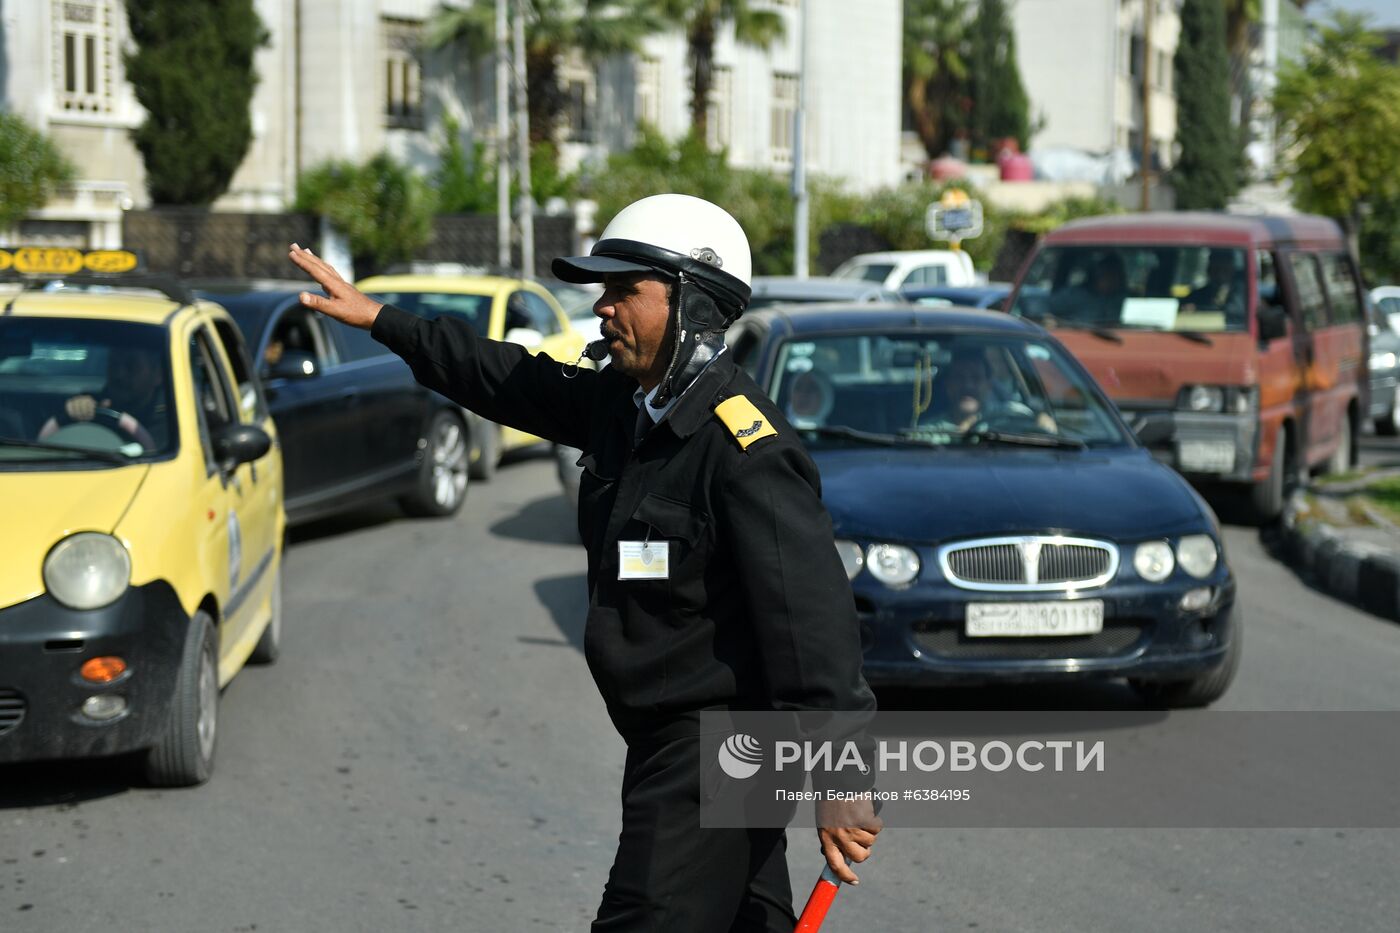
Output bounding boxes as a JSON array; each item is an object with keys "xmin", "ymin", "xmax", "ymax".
[{"xmin": 372, "ymin": 304, "xmax": 876, "ymax": 737}]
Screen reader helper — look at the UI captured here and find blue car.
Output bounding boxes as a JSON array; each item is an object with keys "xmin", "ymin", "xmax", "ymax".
[{"xmin": 724, "ymin": 305, "xmax": 1240, "ymax": 706}]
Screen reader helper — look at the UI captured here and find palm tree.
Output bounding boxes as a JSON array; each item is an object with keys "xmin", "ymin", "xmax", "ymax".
[
  {"xmin": 903, "ymin": 0, "xmax": 971, "ymax": 159},
  {"xmin": 428, "ymin": 0, "xmax": 665, "ymax": 145},
  {"xmin": 657, "ymin": 0, "xmax": 786, "ymax": 142}
]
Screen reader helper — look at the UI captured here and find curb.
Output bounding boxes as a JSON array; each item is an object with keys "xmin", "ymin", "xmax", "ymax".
[{"xmin": 1278, "ymin": 505, "xmax": 1400, "ymax": 622}]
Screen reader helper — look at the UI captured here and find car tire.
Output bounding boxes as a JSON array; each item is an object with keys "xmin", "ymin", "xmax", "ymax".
[
  {"xmin": 1249, "ymin": 427, "xmax": 1288, "ymax": 523},
  {"xmin": 400, "ymin": 411, "xmax": 469, "ymax": 517},
  {"xmin": 248, "ymin": 566, "xmax": 282, "ymax": 665},
  {"xmin": 144, "ymin": 611, "xmax": 218, "ymax": 787},
  {"xmin": 1326, "ymin": 411, "xmax": 1353, "ymax": 475},
  {"xmin": 468, "ymin": 421, "xmax": 500, "ymax": 482},
  {"xmin": 1376, "ymin": 388, "xmax": 1399, "ymax": 437},
  {"xmin": 1131, "ymin": 618, "xmax": 1241, "ymax": 709}
]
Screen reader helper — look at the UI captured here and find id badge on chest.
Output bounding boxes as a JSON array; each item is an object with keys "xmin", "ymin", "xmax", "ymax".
[{"xmin": 618, "ymin": 540, "xmax": 670, "ymax": 580}]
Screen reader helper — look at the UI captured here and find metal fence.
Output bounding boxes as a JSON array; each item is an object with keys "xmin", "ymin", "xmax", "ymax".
[{"xmin": 122, "ymin": 209, "xmax": 578, "ymax": 281}]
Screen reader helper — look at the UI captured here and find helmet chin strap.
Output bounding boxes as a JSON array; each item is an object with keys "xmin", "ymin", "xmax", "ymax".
[{"xmin": 650, "ymin": 271, "xmax": 737, "ymax": 409}]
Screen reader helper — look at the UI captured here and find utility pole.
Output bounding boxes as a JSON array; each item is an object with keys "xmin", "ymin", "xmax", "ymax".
[
  {"xmin": 1140, "ymin": 0, "xmax": 1153, "ymax": 212},
  {"xmin": 791, "ymin": 0, "xmax": 810, "ymax": 278},
  {"xmin": 495, "ymin": 0, "xmax": 511, "ymax": 268},
  {"xmin": 513, "ymin": 0, "xmax": 534, "ymax": 277}
]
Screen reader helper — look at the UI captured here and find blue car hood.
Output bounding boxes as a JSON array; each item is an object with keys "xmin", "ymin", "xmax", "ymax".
[{"xmin": 813, "ymin": 447, "xmax": 1209, "ymax": 544}]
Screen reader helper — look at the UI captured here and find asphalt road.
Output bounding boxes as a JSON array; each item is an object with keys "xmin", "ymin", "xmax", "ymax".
[{"xmin": 3, "ymin": 441, "xmax": 1399, "ymax": 933}]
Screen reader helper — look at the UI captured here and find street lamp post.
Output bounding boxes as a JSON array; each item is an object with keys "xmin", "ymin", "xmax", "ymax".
[
  {"xmin": 792, "ymin": 0, "xmax": 809, "ymax": 278},
  {"xmin": 496, "ymin": 0, "xmax": 511, "ymax": 268},
  {"xmin": 514, "ymin": 0, "xmax": 534, "ymax": 277}
]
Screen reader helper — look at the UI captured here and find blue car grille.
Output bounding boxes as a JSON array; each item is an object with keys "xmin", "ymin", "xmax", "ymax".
[
  {"xmin": 940, "ymin": 537, "xmax": 1117, "ymax": 590},
  {"xmin": 0, "ymin": 689, "xmax": 25, "ymax": 736}
]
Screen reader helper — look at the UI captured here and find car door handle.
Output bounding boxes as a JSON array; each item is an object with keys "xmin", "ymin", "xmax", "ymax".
[{"xmin": 340, "ymin": 387, "xmax": 361, "ymax": 404}]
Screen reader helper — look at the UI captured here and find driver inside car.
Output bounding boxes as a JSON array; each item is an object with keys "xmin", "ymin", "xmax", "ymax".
[
  {"xmin": 931, "ymin": 351, "xmax": 1057, "ymax": 434},
  {"xmin": 39, "ymin": 344, "xmax": 168, "ymax": 451}
]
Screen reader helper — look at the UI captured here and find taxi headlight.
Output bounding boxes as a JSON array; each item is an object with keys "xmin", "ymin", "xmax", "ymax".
[
  {"xmin": 1176, "ymin": 534, "xmax": 1219, "ymax": 579},
  {"xmin": 866, "ymin": 544, "xmax": 920, "ymax": 587},
  {"xmin": 834, "ymin": 540, "xmax": 865, "ymax": 581},
  {"xmin": 1133, "ymin": 541, "xmax": 1175, "ymax": 583},
  {"xmin": 43, "ymin": 533, "xmax": 131, "ymax": 610}
]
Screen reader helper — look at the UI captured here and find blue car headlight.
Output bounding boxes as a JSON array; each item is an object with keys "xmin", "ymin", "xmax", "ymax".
[
  {"xmin": 834, "ymin": 540, "xmax": 865, "ymax": 581},
  {"xmin": 1176, "ymin": 535, "xmax": 1219, "ymax": 579},
  {"xmin": 1133, "ymin": 541, "xmax": 1175, "ymax": 583},
  {"xmin": 866, "ymin": 544, "xmax": 920, "ymax": 587}
]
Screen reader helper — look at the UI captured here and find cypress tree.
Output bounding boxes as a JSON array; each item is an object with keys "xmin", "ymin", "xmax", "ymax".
[
  {"xmin": 125, "ymin": 1, "xmax": 268, "ymax": 205},
  {"xmin": 1173, "ymin": 0, "xmax": 1238, "ymax": 210},
  {"xmin": 966, "ymin": 0, "xmax": 1031, "ymax": 155}
]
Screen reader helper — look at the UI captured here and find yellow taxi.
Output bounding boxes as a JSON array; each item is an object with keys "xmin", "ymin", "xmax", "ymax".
[
  {"xmin": 356, "ymin": 273, "xmax": 587, "ymax": 475},
  {"xmin": 0, "ymin": 249, "xmax": 284, "ymax": 786}
]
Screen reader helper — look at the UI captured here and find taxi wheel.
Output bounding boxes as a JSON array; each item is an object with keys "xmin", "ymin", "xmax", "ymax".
[
  {"xmin": 1249, "ymin": 427, "xmax": 1289, "ymax": 523},
  {"xmin": 144, "ymin": 612, "xmax": 218, "ymax": 787},
  {"xmin": 1132, "ymin": 620, "xmax": 1242, "ymax": 709},
  {"xmin": 401, "ymin": 411, "xmax": 469, "ymax": 517},
  {"xmin": 468, "ymin": 422, "xmax": 500, "ymax": 482},
  {"xmin": 248, "ymin": 566, "xmax": 282, "ymax": 665}
]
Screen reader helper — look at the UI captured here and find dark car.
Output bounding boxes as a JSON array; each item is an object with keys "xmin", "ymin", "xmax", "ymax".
[
  {"xmin": 902, "ymin": 283, "xmax": 1012, "ymax": 310},
  {"xmin": 208, "ymin": 291, "xmax": 479, "ymax": 524},
  {"xmin": 722, "ymin": 304, "xmax": 1240, "ymax": 706}
]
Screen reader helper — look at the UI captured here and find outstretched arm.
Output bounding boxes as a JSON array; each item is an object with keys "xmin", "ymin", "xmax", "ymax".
[{"xmin": 287, "ymin": 244, "xmax": 599, "ymax": 448}]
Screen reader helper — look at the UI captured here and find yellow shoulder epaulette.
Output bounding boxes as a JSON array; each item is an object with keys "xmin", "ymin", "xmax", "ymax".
[{"xmin": 714, "ymin": 395, "xmax": 778, "ymax": 451}]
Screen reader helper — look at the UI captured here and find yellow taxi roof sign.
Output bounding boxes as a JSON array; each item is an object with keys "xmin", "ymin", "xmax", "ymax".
[{"xmin": 0, "ymin": 247, "xmax": 144, "ymax": 276}]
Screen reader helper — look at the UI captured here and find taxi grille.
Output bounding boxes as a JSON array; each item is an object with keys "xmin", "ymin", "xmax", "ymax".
[
  {"xmin": 913, "ymin": 621, "xmax": 1149, "ymax": 660},
  {"xmin": 0, "ymin": 689, "xmax": 25, "ymax": 736},
  {"xmin": 940, "ymin": 537, "xmax": 1117, "ymax": 591}
]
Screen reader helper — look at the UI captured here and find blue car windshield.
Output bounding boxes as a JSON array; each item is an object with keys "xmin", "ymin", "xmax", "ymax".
[
  {"xmin": 1011, "ymin": 245, "xmax": 1250, "ymax": 333},
  {"xmin": 0, "ymin": 317, "xmax": 176, "ymax": 462},
  {"xmin": 768, "ymin": 332, "xmax": 1131, "ymax": 448}
]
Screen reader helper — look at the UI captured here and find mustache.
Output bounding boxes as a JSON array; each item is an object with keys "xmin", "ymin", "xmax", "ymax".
[{"xmin": 600, "ymin": 327, "xmax": 624, "ymax": 343}]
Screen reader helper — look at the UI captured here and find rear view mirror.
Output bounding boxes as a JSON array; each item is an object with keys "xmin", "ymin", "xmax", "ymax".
[{"xmin": 214, "ymin": 424, "xmax": 271, "ymax": 469}]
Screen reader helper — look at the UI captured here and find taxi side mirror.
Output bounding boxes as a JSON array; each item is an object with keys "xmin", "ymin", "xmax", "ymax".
[
  {"xmin": 214, "ymin": 424, "xmax": 271, "ymax": 469},
  {"xmin": 1132, "ymin": 412, "xmax": 1175, "ymax": 448},
  {"xmin": 505, "ymin": 326, "xmax": 544, "ymax": 349},
  {"xmin": 1257, "ymin": 305, "xmax": 1289, "ymax": 343}
]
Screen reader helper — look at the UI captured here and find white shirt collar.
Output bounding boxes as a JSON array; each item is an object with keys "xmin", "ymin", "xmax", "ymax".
[{"xmin": 632, "ymin": 346, "xmax": 727, "ymax": 425}]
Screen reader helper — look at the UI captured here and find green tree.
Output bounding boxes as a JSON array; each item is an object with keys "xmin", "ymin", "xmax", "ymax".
[
  {"xmin": 435, "ymin": 117, "xmax": 497, "ymax": 213},
  {"xmin": 657, "ymin": 0, "xmax": 785, "ymax": 142},
  {"xmin": 0, "ymin": 114, "xmax": 76, "ymax": 230},
  {"xmin": 295, "ymin": 154, "xmax": 437, "ymax": 272},
  {"xmin": 903, "ymin": 0, "xmax": 972, "ymax": 159},
  {"xmin": 1274, "ymin": 13, "xmax": 1400, "ymax": 248},
  {"xmin": 428, "ymin": 0, "xmax": 664, "ymax": 146},
  {"xmin": 965, "ymin": 0, "xmax": 1031, "ymax": 155},
  {"xmin": 124, "ymin": 0, "xmax": 268, "ymax": 205},
  {"xmin": 1173, "ymin": 0, "xmax": 1239, "ymax": 210}
]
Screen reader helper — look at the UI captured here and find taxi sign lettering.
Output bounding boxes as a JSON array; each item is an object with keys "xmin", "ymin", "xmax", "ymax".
[
  {"xmin": 83, "ymin": 250, "xmax": 140, "ymax": 273},
  {"xmin": 0, "ymin": 249, "xmax": 12, "ymax": 271},
  {"xmin": 14, "ymin": 247, "xmax": 83, "ymax": 275}
]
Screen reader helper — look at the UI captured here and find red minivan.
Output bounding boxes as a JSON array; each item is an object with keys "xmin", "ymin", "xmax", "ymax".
[{"xmin": 1007, "ymin": 213, "xmax": 1368, "ymax": 520}]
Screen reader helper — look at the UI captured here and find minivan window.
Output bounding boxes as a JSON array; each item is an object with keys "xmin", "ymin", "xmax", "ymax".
[
  {"xmin": 1320, "ymin": 254, "xmax": 1361, "ymax": 324},
  {"xmin": 837, "ymin": 262, "xmax": 895, "ymax": 284},
  {"xmin": 1287, "ymin": 253, "xmax": 1328, "ymax": 332},
  {"xmin": 1011, "ymin": 245, "xmax": 1249, "ymax": 333}
]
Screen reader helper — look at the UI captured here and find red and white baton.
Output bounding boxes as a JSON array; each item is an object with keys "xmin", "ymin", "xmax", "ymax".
[{"xmin": 793, "ymin": 863, "xmax": 846, "ymax": 932}]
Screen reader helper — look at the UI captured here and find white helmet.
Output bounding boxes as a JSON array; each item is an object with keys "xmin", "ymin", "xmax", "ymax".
[{"xmin": 552, "ymin": 194, "xmax": 752, "ymax": 311}]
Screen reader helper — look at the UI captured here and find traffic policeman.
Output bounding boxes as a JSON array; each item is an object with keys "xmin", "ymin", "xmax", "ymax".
[{"xmin": 288, "ymin": 194, "xmax": 881, "ymax": 932}]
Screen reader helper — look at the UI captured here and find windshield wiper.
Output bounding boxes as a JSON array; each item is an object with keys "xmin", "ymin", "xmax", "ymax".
[
  {"xmin": 964, "ymin": 428, "xmax": 1086, "ymax": 450},
  {"xmin": 0, "ymin": 436, "xmax": 133, "ymax": 464},
  {"xmin": 805, "ymin": 425, "xmax": 933, "ymax": 447}
]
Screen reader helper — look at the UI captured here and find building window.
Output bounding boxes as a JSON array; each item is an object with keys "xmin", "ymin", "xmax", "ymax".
[
  {"xmin": 636, "ymin": 55, "xmax": 661, "ymax": 128},
  {"xmin": 566, "ymin": 77, "xmax": 594, "ymax": 143},
  {"xmin": 383, "ymin": 17, "xmax": 424, "ymax": 129},
  {"xmin": 1156, "ymin": 49, "xmax": 1170, "ymax": 93},
  {"xmin": 53, "ymin": 0, "xmax": 114, "ymax": 114},
  {"xmin": 707, "ymin": 65, "xmax": 733, "ymax": 150},
  {"xmin": 770, "ymin": 71, "xmax": 798, "ymax": 165}
]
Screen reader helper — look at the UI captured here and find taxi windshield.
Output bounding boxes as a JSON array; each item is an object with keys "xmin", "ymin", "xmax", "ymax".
[
  {"xmin": 1011, "ymin": 245, "xmax": 1250, "ymax": 334},
  {"xmin": 0, "ymin": 318, "xmax": 176, "ymax": 463},
  {"xmin": 768, "ymin": 332, "xmax": 1131, "ymax": 449},
  {"xmin": 374, "ymin": 291, "xmax": 493, "ymax": 335}
]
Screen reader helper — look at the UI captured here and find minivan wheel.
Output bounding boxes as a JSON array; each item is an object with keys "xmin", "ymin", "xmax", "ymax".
[
  {"xmin": 1326, "ymin": 412, "xmax": 1353, "ymax": 475},
  {"xmin": 1249, "ymin": 429, "xmax": 1287, "ymax": 523},
  {"xmin": 144, "ymin": 612, "xmax": 218, "ymax": 787},
  {"xmin": 401, "ymin": 411, "xmax": 469, "ymax": 517}
]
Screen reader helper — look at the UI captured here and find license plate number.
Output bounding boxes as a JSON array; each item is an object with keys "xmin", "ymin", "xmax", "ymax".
[
  {"xmin": 966, "ymin": 600, "xmax": 1105, "ymax": 637},
  {"xmin": 1178, "ymin": 440, "xmax": 1235, "ymax": 473}
]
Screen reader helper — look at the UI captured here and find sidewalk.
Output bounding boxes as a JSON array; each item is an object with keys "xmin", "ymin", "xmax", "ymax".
[{"xmin": 1277, "ymin": 470, "xmax": 1400, "ymax": 622}]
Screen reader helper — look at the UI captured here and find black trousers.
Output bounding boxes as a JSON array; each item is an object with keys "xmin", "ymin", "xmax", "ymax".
[{"xmin": 592, "ymin": 726, "xmax": 796, "ymax": 932}]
